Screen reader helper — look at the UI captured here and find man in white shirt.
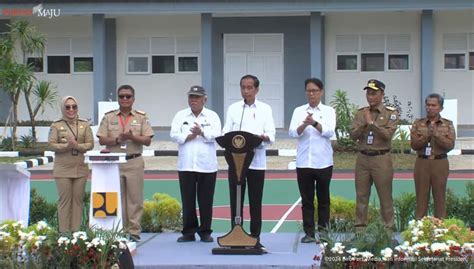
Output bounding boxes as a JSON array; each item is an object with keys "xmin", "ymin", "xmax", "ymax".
[
  {"xmin": 222, "ymin": 74, "xmax": 276, "ymax": 249},
  {"xmin": 170, "ymin": 86, "xmax": 222, "ymax": 243},
  {"xmin": 289, "ymin": 78, "xmax": 336, "ymax": 243}
]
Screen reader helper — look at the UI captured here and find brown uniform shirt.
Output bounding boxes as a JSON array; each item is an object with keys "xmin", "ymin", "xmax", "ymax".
[
  {"xmin": 350, "ymin": 103, "xmax": 400, "ymax": 151},
  {"xmin": 48, "ymin": 118, "xmax": 94, "ymax": 178},
  {"xmin": 410, "ymin": 117, "xmax": 455, "ymax": 156},
  {"xmin": 96, "ymin": 109, "xmax": 154, "ymax": 154}
]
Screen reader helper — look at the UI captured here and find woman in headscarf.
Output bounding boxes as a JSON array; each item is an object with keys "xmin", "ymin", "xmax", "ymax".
[{"xmin": 47, "ymin": 96, "xmax": 94, "ymax": 232}]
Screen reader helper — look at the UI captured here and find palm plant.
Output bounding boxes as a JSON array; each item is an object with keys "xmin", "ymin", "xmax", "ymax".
[
  {"xmin": 24, "ymin": 80, "xmax": 58, "ymax": 142},
  {"xmin": 0, "ymin": 20, "xmax": 45, "ymax": 149}
]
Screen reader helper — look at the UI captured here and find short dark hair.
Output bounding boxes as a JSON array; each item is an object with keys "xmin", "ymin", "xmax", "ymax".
[
  {"xmin": 425, "ymin": 93, "xmax": 444, "ymax": 107},
  {"xmin": 117, "ymin": 84, "xmax": 135, "ymax": 96},
  {"xmin": 304, "ymin": 78, "xmax": 324, "ymax": 90},
  {"xmin": 240, "ymin": 74, "xmax": 259, "ymax": 88}
]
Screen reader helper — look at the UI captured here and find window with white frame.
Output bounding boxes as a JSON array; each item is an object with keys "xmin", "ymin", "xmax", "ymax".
[
  {"xmin": 442, "ymin": 33, "xmax": 471, "ymax": 70},
  {"xmin": 127, "ymin": 36, "xmax": 200, "ymax": 74},
  {"xmin": 387, "ymin": 34, "xmax": 410, "ymax": 70},
  {"xmin": 72, "ymin": 37, "xmax": 93, "ymax": 73},
  {"xmin": 41, "ymin": 37, "xmax": 93, "ymax": 74},
  {"xmin": 46, "ymin": 37, "xmax": 70, "ymax": 74},
  {"xmin": 336, "ymin": 35, "xmax": 358, "ymax": 71},
  {"xmin": 335, "ymin": 34, "xmax": 410, "ymax": 72},
  {"xmin": 127, "ymin": 37, "xmax": 150, "ymax": 73},
  {"xmin": 469, "ymin": 33, "xmax": 474, "ymax": 70},
  {"xmin": 27, "ymin": 56, "xmax": 44, "ymax": 72}
]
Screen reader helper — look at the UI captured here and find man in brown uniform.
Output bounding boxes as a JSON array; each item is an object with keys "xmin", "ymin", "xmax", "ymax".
[
  {"xmin": 350, "ymin": 79, "xmax": 399, "ymax": 231},
  {"xmin": 410, "ymin": 93, "xmax": 455, "ymax": 219},
  {"xmin": 97, "ymin": 85, "xmax": 154, "ymax": 242}
]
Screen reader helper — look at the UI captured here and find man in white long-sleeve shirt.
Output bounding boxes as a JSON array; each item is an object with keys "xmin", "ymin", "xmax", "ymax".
[
  {"xmin": 222, "ymin": 74, "xmax": 276, "ymax": 249},
  {"xmin": 289, "ymin": 78, "xmax": 336, "ymax": 243},
  {"xmin": 170, "ymin": 86, "xmax": 222, "ymax": 243}
]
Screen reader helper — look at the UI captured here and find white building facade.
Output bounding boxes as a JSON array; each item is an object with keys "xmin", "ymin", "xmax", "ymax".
[{"xmin": 0, "ymin": 1, "xmax": 472, "ymax": 128}]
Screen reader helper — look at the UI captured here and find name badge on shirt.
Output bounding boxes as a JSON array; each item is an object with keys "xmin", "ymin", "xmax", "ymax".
[
  {"xmin": 425, "ymin": 142, "xmax": 432, "ymax": 156},
  {"xmin": 367, "ymin": 131, "xmax": 374, "ymax": 145}
]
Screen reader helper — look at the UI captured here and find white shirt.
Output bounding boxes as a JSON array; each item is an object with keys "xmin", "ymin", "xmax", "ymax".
[
  {"xmin": 170, "ymin": 107, "xmax": 221, "ymax": 173},
  {"xmin": 222, "ymin": 99, "xmax": 276, "ymax": 170},
  {"xmin": 288, "ymin": 102, "xmax": 336, "ymax": 169}
]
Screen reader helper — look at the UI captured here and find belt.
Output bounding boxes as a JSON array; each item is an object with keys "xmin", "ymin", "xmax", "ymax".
[
  {"xmin": 126, "ymin": 153, "xmax": 142, "ymax": 160},
  {"xmin": 359, "ymin": 149, "xmax": 390, "ymax": 156},
  {"xmin": 418, "ymin": 153, "xmax": 447, "ymax": 160}
]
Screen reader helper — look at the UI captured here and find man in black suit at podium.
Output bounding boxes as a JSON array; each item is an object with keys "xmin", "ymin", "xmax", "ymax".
[{"xmin": 222, "ymin": 74, "xmax": 276, "ymax": 251}]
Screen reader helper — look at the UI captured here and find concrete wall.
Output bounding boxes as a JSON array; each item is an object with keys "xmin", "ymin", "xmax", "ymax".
[
  {"xmin": 212, "ymin": 16, "xmax": 310, "ymax": 128},
  {"xmin": 13, "ymin": 16, "xmax": 94, "ymax": 123},
  {"xmin": 116, "ymin": 15, "xmax": 202, "ymax": 126},
  {"xmin": 325, "ymin": 11, "xmax": 421, "ymax": 122},
  {"xmin": 433, "ymin": 10, "xmax": 474, "ymax": 125}
]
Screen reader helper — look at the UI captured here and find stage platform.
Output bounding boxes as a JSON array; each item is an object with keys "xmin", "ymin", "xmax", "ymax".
[{"xmin": 133, "ymin": 232, "xmax": 322, "ymax": 268}]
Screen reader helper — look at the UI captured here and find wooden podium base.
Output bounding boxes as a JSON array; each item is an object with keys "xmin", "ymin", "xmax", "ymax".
[
  {"xmin": 212, "ymin": 246, "xmax": 264, "ymax": 255},
  {"xmin": 212, "ymin": 225, "xmax": 264, "ymax": 255}
]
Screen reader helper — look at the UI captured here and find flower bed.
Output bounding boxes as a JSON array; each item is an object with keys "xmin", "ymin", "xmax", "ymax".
[
  {"xmin": 0, "ymin": 220, "xmax": 129, "ymax": 268},
  {"xmin": 318, "ymin": 217, "xmax": 474, "ymax": 268}
]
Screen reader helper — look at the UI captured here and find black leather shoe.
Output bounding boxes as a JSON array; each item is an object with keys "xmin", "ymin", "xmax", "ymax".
[
  {"xmin": 255, "ymin": 242, "xmax": 268, "ymax": 254},
  {"xmin": 301, "ymin": 235, "xmax": 316, "ymax": 243},
  {"xmin": 200, "ymin": 234, "xmax": 214, "ymax": 242},
  {"xmin": 129, "ymin": 234, "xmax": 141, "ymax": 242},
  {"xmin": 177, "ymin": 234, "xmax": 196, "ymax": 242}
]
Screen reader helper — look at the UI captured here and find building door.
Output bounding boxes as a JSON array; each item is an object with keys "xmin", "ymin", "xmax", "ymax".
[{"xmin": 224, "ymin": 34, "xmax": 284, "ymax": 128}]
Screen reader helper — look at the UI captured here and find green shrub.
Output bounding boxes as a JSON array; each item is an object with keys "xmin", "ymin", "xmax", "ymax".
[
  {"xmin": 29, "ymin": 188, "xmax": 57, "ymax": 227},
  {"xmin": 313, "ymin": 196, "xmax": 379, "ymax": 232},
  {"xmin": 141, "ymin": 201, "xmax": 162, "ymax": 232},
  {"xmin": 0, "ymin": 137, "xmax": 14, "ymax": 151},
  {"xmin": 394, "ymin": 192, "xmax": 416, "ymax": 232},
  {"xmin": 156, "ymin": 197, "xmax": 182, "ymax": 231},
  {"xmin": 142, "ymin": 193, "xmax": 182, "ymax": 232}
]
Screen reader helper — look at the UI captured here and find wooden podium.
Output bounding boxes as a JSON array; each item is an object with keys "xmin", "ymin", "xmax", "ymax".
[
  {"xmin": 84, "ymin": 151, "xmax": 126, "ymax": 230},
  {"xmin": 0, "ymin": 164, "xmax": 30, "ymax": 224},
  {"xmin": 212, "ymin": 131, "xmax": 263, "ymax": 255}
]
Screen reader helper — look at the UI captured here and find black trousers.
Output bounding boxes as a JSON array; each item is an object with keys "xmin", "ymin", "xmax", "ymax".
[
  {"xmin": 228, "ymin": 169, "xmax": 265, "ymax": 238},
  {"xmin": 296, "ymin": 166, "xmax": 333, "ymax": 236},
  {"xmin": 178, "ymin": 171, "xmax": 217, "ymax": 236}
]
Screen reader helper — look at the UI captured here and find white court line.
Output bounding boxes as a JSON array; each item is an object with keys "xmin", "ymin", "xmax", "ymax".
[{"xmin": 270, "ymin": 197, "xmax": 301, "ymax": 233}]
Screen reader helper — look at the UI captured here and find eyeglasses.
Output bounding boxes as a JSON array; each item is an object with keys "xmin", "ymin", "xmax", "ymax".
[
  {"xmin": 65, "ymin": 105, "xmax": 78, "ymax": 111},
  {"xmin": 305, "ymin": 89, "xmax": 322, "ymax": 94},
  {"xmin": 118, "ymin": 94, "xmax": 134, "ymax": 100}
]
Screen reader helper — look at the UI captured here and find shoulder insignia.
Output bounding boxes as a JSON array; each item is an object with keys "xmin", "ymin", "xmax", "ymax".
[
  {"xmin": 136, "ymin": 110, "xmax": 146, "ymax": 115},
  {"xmin": 386, "ymin": 106, "xmax": 396, "ymax": 111},
  {"xmin": 441, "ymin": 118, "xmax": 453, "ymax": 124},
  {"xmin": 105, "ymin": 109, "xmax": 117, "ymax": 115},
  {"xmin": 358, "ymin": 106, "xmax": 368, "ymax": 111}
]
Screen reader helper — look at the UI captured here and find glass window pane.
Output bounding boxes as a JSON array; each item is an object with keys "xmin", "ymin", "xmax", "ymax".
[
  {"xmin": 388, "ymin": 55, "xmax": 409, "ymax": 70},
  {"xmin": 444, "ymin": 54, "xmax": 465, "ymax": 69},
  {"xmin": 469, "ymin": 52, "xmax": 474, "ymax": 70},
  {"xmin": 47, "ymin": 56, "xmax": 70, "ymax": 74},
  {"xmin": 361, "ymin": 53, "xmax": 384, "ymax": 71},
  {"xmin": 337, "ymin": 55, "xmax": 357, "ymax": 70},
  {"xmin": 128, "ymin": 57, "xmax": 148, "ymax": 72},
  {"xmin": 152, "ymin": 56, "xmax": 175, "ymax": 73},
  {"xmin": 27, "ymin": 57, "xmax": 44, "ymax": 72},
  {"xmin": 178, "ymin": 57, "xmax": 198, "ymax": 72},
  {"xmin": 73, "ymin": 57, "xmax": 93, "ymax": 72}
]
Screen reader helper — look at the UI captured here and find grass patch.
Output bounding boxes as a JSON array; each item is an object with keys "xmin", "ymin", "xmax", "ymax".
[{"xmin": 0, "ymin": 157, "xmax": 33, "ymax": 164}]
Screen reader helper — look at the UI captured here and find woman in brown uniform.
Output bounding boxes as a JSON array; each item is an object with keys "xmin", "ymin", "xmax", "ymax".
[{"xmin": 48, "ymin": 96, "xmax": 94, "ymax": 232}]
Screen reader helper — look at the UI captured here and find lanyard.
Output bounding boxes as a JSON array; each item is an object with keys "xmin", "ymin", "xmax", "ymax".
[
  {"xmin": 64, "ymin": 120, "xmax": 78, "ymax": 141},
  {"xmin": 119, "ymin": 114, "xmax": 132, "ymax": 132}
]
